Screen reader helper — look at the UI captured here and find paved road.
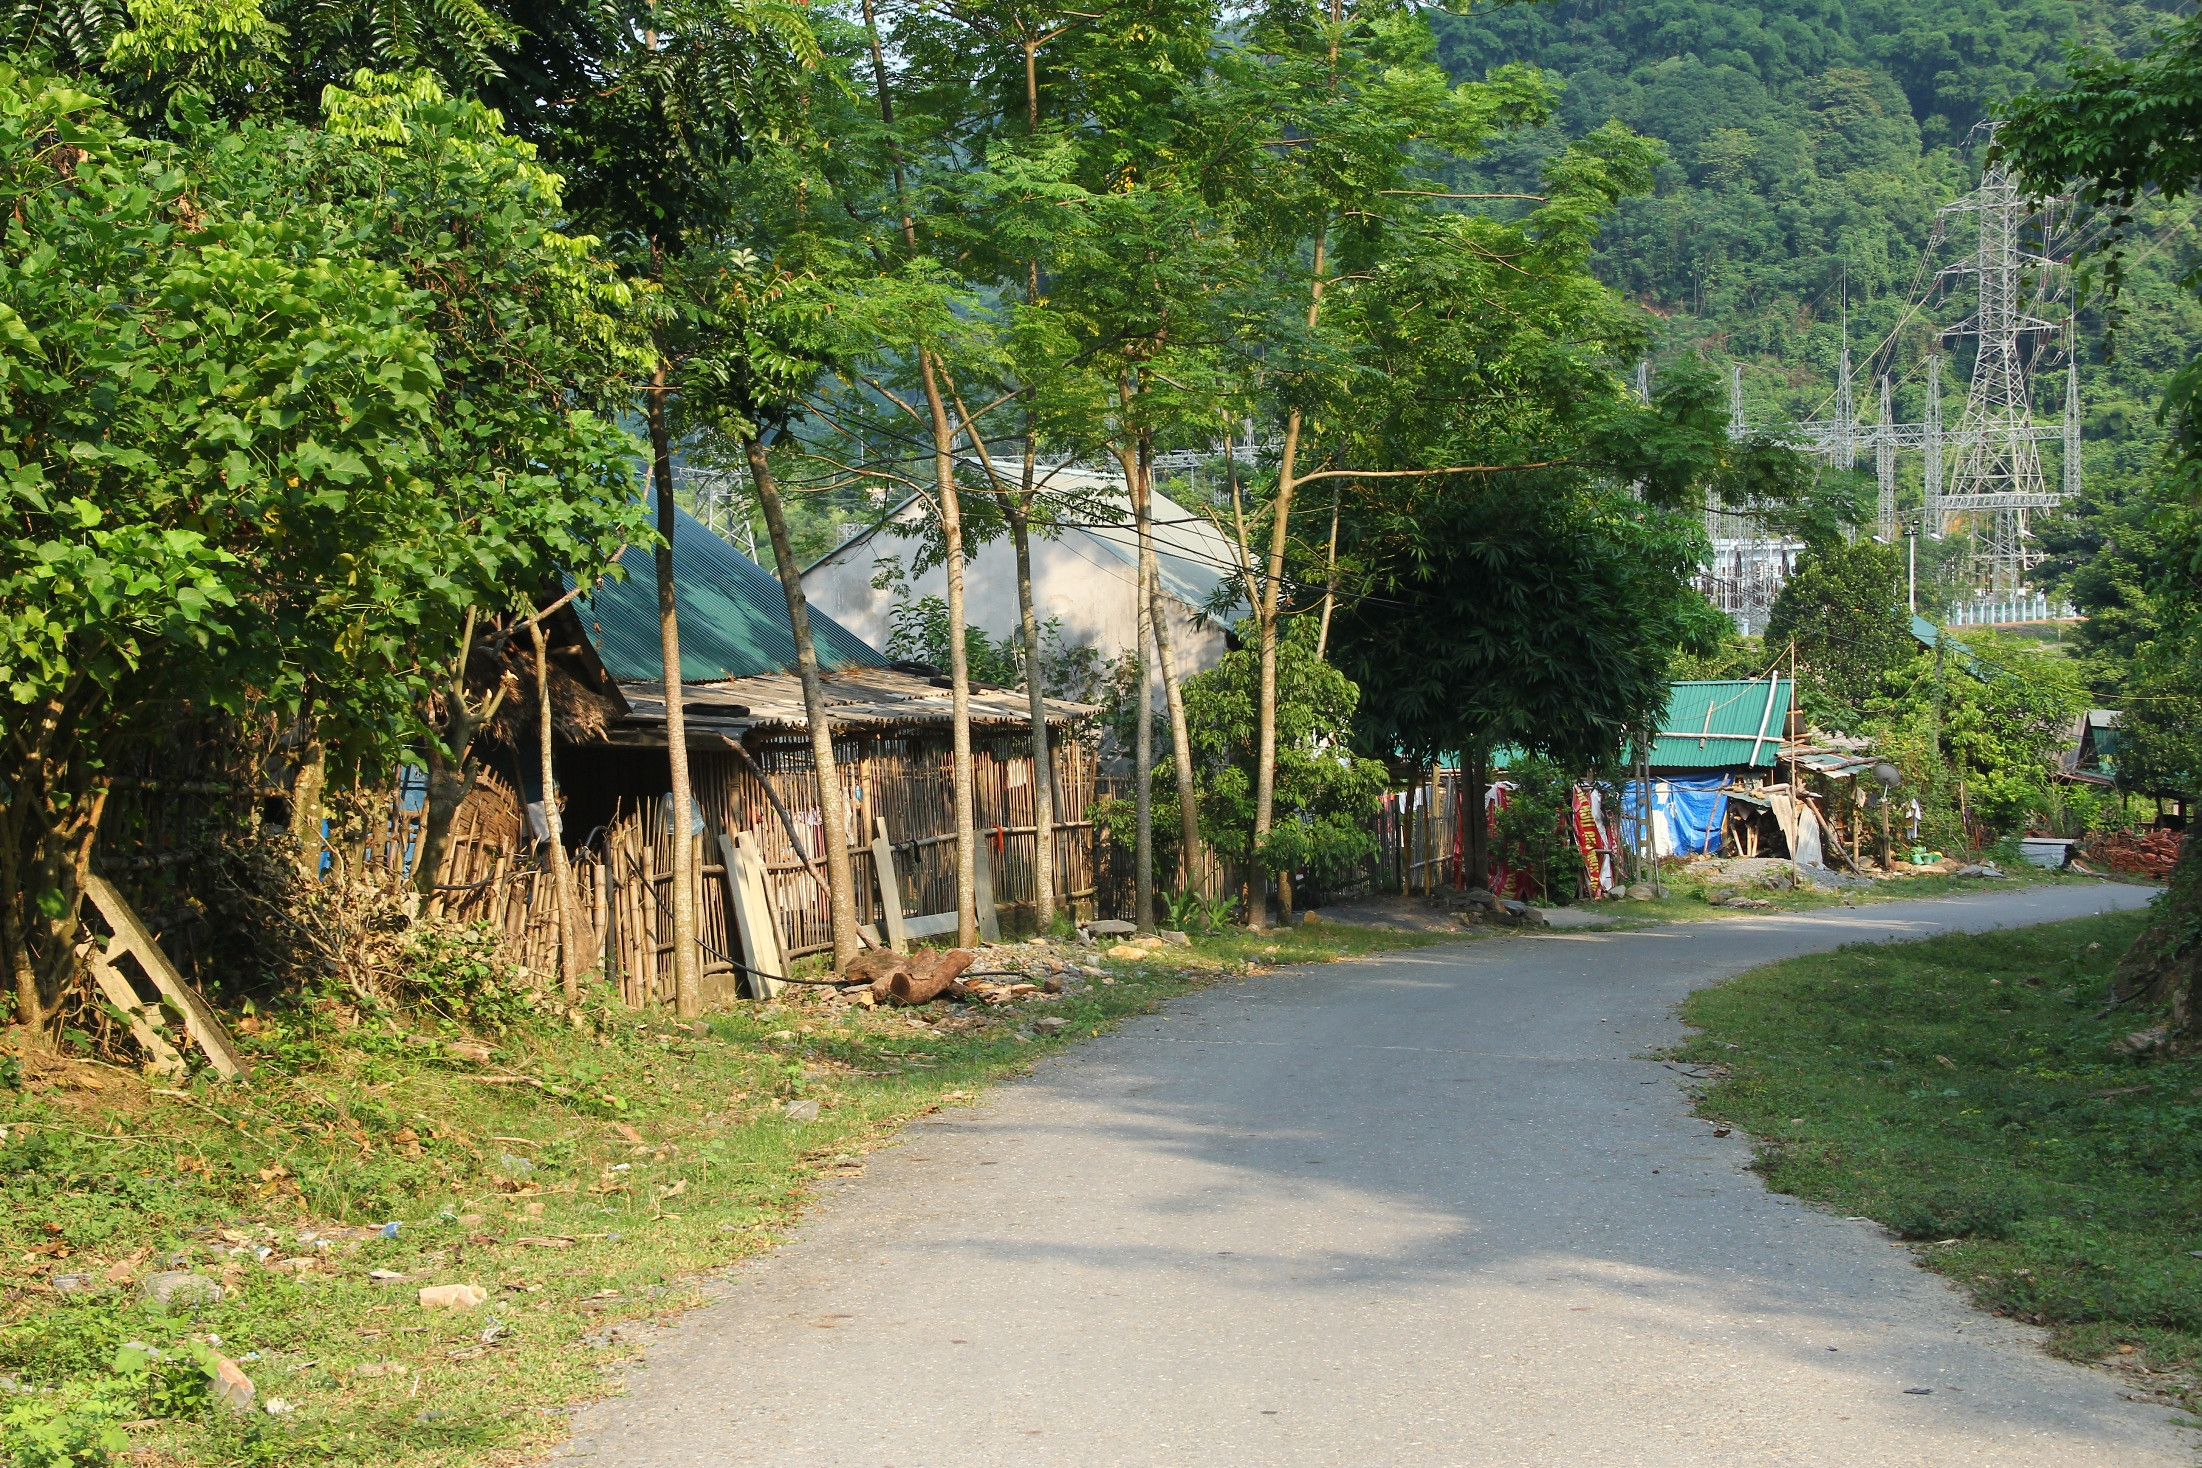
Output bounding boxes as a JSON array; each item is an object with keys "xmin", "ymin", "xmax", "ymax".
[{"xmin": 558, "ymin": 884, "xmax": 2191, "ymax": 1467}]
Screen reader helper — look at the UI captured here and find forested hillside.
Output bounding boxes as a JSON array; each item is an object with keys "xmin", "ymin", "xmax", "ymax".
[{"xmin": 1435, "ymin": 0, "xmax": 2201, "ymax": 619}]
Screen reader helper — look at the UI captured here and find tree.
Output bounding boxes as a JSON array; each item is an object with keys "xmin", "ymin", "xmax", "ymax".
[
  {"xmin": 1212, "ymin": 0, "xmax": 1557, "ymax": 927},
  {"xmin": 1763, "ymin": 539, "xmax": 1913, "ymax": 722},
  {"xmin": 1186, "ymin": 619, "xmax": 1387, "ymax": 909},
  {"xmin": 526, "ymin": 0, "xmax": 828, "ymax": 999},
  {"xmin": 2001, "ymin": 17, "xmax": 2202, "ymax": 1044},
  {"xmin": 0, "ymin": 69, "xmax": 644, "ymax": 1033}
]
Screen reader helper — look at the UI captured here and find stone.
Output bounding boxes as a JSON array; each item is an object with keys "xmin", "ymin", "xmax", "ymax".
[
  {"xmin": 1464, "ymin": 887, "xmax": 1498, "ymax": 909},
  {"xmin": 1627, "ymin": 884, "xmax": 1656, "ymax": 901},
  {"xmin": 1089, "ymin": 920, "xmax": 1138, "ymax": 937},
  {"xmin": 1042, "ymin": 976, "xmax": 1064, "ymax": 994},
  {"xmin": 444, "ymin": 1042, "xmax": 493, "ymax": 1065},
  {"xmin": 142, "ymin": 1271, "xmax": 223, "ymax": 1314},
  {"xmin": 782, "ymin": 1099, "xmax": 821, "ymax": 1123},
  {"xmin": 48, "ymin": 1273, "xmax": 92, "ymax": 1294},
  {"xmin": 1033, "ymin": 1017, "xmax": 1069, "ymax": 1034},
  {"xmin": 1106, "ymin": 944, "xmax": 1148, "ymax": 960},
  {"xmin": 1299, "ymin": 911, "xmax": 1322, "ymax": 926},
  {"xmin": 1080, "ymin": 965, "xmax": 1109, "ymax": 979},
  {"xmin": 2118, "ymin": 1027, "xmax": 2168, "ymax": 1056},
  {"xmin": 210, "ymin": 1355, "xmax": 256, "ymax": 1414},
  {"xmin": 1158, "ymin": 929, "xmax": 1190, "ymax": 945},
  {"xmin": 416, "ymin": 1283, "xmax": 487, "ymax": 1310}
]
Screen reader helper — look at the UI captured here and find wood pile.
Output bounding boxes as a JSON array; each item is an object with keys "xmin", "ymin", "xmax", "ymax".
[
  {"xmin": 843, "ymin": 947, "xmax": 976, "ymax": 1005},
  {"xmin": 2080, "ymin": 828, "xmax": 2187, "ymax": 881}
]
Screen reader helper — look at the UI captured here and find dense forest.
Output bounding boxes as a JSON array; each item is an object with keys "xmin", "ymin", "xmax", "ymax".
[{"xmin": 1435, "ymin": 0, "xmax": 2201, "ymax": 632}]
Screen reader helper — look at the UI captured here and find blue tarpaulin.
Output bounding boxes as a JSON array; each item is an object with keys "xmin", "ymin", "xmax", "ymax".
[{"xmin": 1618, "ymin": 776, "xmax": 1730, "ymax": 858}]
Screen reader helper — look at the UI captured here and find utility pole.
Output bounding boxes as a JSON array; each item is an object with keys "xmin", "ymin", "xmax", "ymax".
[
  {"xmin": 1906, "ymin": 522, "xmax": 1917, "ymax": 615},
  {"xmin": 1876, "ymin": 374, "xmax": 1897, "ymax": 540}
]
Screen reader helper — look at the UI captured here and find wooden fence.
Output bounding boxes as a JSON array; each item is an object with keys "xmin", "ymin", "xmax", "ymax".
[{"xmin": 92, "ymin": 727, "xmax": 1101, "ymax": 1010}]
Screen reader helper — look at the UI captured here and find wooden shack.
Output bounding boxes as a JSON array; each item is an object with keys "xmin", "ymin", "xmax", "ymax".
[{"xmin": 544, "ymin": 495, "xmax": 1097, "ymax": 1005}]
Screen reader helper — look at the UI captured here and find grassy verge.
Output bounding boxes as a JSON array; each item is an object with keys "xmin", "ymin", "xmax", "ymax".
[
  {"xmin": 0, "ymin": 920, "xmax": 1450, "ymax": 1468},
  {"xmin": 1668, "ymin": 908, "xmax": 2202, "ymax": 1409}
]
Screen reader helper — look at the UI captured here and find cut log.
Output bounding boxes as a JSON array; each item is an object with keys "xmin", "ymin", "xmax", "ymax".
[
  {"xmin": 844, "ymin": 949, "xmax": 913, "ymax": 990},
  {"xmin": 880, "ymin": 948, "xmax": 975, "ymax": 1006}
]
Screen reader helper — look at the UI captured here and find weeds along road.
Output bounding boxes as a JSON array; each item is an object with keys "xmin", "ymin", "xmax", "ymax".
[{"xmin": 555, "ymin": 884, "xmax": 2183, "ymax": 1467}]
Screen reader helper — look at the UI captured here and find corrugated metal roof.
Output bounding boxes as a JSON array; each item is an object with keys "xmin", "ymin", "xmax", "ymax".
[
  {"xmin": 575, "ymin": 492, "xmax": 887, "ymax": 684},
  {"xmin": 1648, "ymin": 679, "xmax": 1791, "ymax": 770}
]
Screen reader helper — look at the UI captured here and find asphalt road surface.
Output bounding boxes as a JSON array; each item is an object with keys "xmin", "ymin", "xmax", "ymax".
[{"xmin": 556, "ymin": 882, "xmax": 2191, "ymax": 1467}]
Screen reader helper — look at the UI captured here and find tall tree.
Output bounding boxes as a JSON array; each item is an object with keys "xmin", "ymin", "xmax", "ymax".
[
  {"xmin": 1213, "ymin": 0, "xmax": 1555, "ymax": 924},
  {"xmin": 1763, "ymin": 540, "xmax": 1914, "ymax": 722},
  {"xmin": 528, "ymin": 0, "xmax": 823, "ymax": 1004},
  {"xmin": 2002, "ymin": 16, "xmax": 2202, "ymax": 1047}
]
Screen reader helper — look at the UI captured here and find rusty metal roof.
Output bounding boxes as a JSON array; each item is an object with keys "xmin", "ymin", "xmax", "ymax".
[{"xmin": 611, "ymin": 667, "xmax": 1094, "ymax": 744}]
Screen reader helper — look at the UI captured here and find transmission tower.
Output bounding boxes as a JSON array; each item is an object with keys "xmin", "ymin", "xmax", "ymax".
[
  {"xmin": 1700, "ymin": 363, "xmax": 1803, "ymax": 635},
  {"xmin": 1936, "ymin": 145, "xmax": 2070, "ymax": 597}
]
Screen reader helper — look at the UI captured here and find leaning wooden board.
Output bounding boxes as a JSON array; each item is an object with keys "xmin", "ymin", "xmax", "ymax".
[{"xmin": 83, "ymin": 875, "xmax": 249, "ymax": 1080}]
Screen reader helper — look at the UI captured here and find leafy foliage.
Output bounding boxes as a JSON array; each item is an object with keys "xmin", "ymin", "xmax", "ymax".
[
  {"xmin": 1179, "ymin": 619, "xmax": 1389, "ymax": 895},
  {"xmin": 0, "ymin": 68, "xmax": 646, "ymax": 1024},
  {"xmin": 1763, "ymin": 538, "xmax": 1915, "ymax": 722}
]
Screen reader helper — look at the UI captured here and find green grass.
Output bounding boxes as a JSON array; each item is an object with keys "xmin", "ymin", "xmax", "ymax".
[
  {"xmin": 0, "ymin": 920, "xmax": 1449, "ymax": 1468},
  {"xmin": 1670, "ymin": 908, "xmax": 2202, "ymax": 1406}
]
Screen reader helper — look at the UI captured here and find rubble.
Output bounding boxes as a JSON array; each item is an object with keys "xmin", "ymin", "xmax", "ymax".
[
  {"xmin": 2081, "ymin": 828, "xmax": 2186, "ymax": 881},
  {"xmin": 417, "ymin": 1283, "xmax": 487, "ymax": 1310}
]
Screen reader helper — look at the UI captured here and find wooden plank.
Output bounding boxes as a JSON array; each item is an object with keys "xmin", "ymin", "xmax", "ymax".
[
  {"xmin": 721, "ymin": 832, "xmax": 785, "ymax": 1000},
  {"xmin": 871, "ymin": 817, "xmax": 908, "ymax": 954},
  {"xmin": 976, "ymin": 837, "xmax": 1001, "ymax": 943},
  {"xmin": 82, "ymin": 875, "xmax": 247, "ymax": 1081},
  {"xmin": 903, "ymin": 912, "xmax": 960, "ymax": 940},
  {"xmin": 81, "ymin": 943, "xmax": 185, "ymax": 1081}
]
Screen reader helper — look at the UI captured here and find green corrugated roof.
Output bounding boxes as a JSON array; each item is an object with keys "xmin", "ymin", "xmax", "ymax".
[
  {"xmin": 1648, "ymin": 678, "xmax": 1791, "ymax": 770},
  {"xmin": 574, "ymin": 493, "xmax": 887, "ymax": 684}
]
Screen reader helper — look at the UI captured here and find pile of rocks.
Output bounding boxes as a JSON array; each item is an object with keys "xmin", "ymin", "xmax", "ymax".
[{"xmin": 1448, "ymin": 888, "xmax": 1546, "ymax": 928}]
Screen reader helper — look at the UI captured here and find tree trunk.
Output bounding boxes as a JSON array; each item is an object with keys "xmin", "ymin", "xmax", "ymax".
[
  {"xmin": 647, "ymin": 371, "xmax": 702, "ymax": 1017},
  {"xmin": 2113, "ymin": 831, "xmax": 2202, "ymax": 1046},
  {"xmin": 288, "ymin": 735, "xmax": 326, "ymax": 881},
  {"xmin": 415, "ymin": 610, "xmax": 500, "ymax": 902},
  {"xmin": 918, "ymin": 349, "xmax": 981, "ymax": 948},
  {"xmin": 1464, "ymin": 743, "xmax": 1490, "ymax": 894},
  {"xmin": 1151, "ymin": 570, "xmax": 1201, "ymax": 895},
  {"xmin": 1248, "ymin": 405, "xmax": 1301, "ymax": 930},
  {"xmin": 4, "ymin": 740, "xmax": 104, "ymax": 1040},
  {"xmin": 530, "ymin": 618, "xmax": 585, "ymax": 1002},
  {"xmin": 1249, "ymin": 226, "xmax": 1327, "ymax": 931},
  {"xmin": 1121, "ymin": 424, "xmax": 1156, "ymax": 931},
  {"xmin": 746, "ymin": 434, "xmax": 862, "ymax": 972},
  {"xmin": 1008, "ymin": 482, "xmax": 1057, "ymax": 932}
]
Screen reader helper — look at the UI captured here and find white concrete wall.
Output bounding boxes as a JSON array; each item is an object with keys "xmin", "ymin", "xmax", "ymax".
[{"xmin": 803, "ymin": 521, "xmax": 1228, "ymax": 694}]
